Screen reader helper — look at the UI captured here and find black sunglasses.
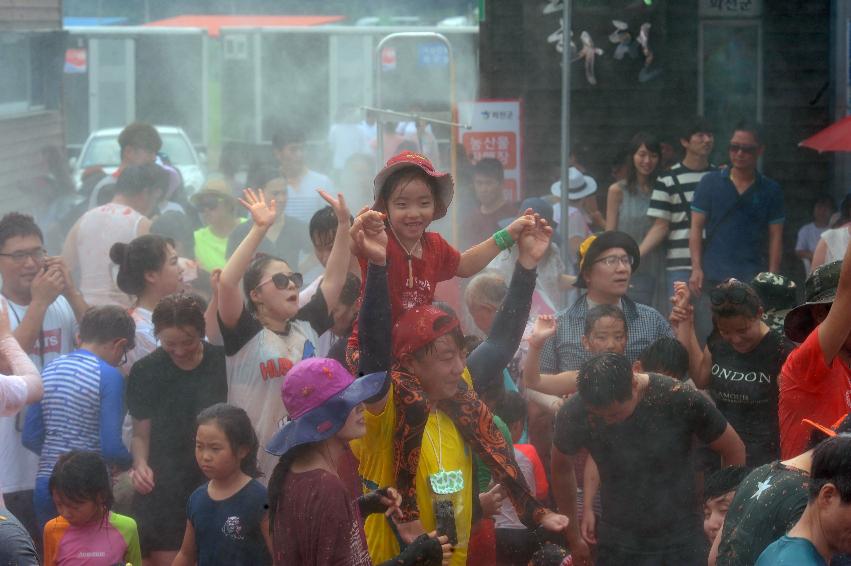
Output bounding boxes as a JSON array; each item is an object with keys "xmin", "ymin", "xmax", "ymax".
[
  {"xmin": 728, "ymin": 143, "xmax": 759, "ymax": 156},
  {"xmin": 709, "ymin": 285, "xmax": 750, "ymax": 306},
  {"xmin": 256, "ymin": 272, "xmax": 303, "ymax": 291}
]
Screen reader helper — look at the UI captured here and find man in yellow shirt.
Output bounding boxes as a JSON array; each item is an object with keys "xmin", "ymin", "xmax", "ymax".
[{"xmin": 350, "ymin": 210, "xmax": 569, "ymax": 565}]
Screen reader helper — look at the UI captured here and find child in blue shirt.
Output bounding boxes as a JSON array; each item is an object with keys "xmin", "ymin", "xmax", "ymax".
[{"xmin": 23, "ymin": 305, "xmax": 136, "ymax": 529}]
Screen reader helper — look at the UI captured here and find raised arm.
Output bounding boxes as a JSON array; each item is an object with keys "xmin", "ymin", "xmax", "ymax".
[
  {"xmin": 12, "ymin": 266, "xmax": 64, "ymax": 354},
  {"xmin": 456, "ymin": 211, "xmax": 534, "ymax": 278},
  {"xmin": 218, "ymin": 189, "xmax": 276, "ymax": 329},
  {"xmin": 467, "ymin": 216, "xmax": 552, "ymax": 391},
  {"xmin": 352, "ymin": 210, "xmax": 392, "ymax": 410},
  {"xmin": 524, "ymin": 315, "xmax": 578, "ymax": 397},
  {"xmin": 204, "ymin": 270, "xmax": 223, "ymax": 346},
  {"xmin": 0, "ymin": 299, "xmax": 41, "ymax": 404},
  {"xmin": 315, "ymin": 190, "xmax": 352, "ymax": 313},
  {"xmin": 669, "ymin": 281, "xmax": 705, "ymax": 384},
  {"xmin": 818, "ymin": 234, "xmax": 851, "ymax": 364}
]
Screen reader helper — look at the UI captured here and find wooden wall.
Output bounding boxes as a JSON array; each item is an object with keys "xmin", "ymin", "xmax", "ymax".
[
  {"xmin": 0, "ymin": 0, "xmax": 65, "ymax": 216},
  {"xmin": 0, "ymin": 0, "xmax": 61, "ymax": 31}
]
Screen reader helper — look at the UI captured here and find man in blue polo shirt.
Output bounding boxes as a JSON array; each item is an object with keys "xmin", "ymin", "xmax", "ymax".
[{"xmin": 688, "ymin": 120, "xmax": 784, "ymax": 340}]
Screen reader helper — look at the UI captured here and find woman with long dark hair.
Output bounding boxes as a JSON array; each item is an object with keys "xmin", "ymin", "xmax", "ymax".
[{"xmin": 605, "ymin": 132, "xmax": 664, "ymax": 308}]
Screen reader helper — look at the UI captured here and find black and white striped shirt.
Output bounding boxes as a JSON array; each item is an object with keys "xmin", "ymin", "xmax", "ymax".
[{"xmin": 647, "ymin": 162, "xmax": 716, "ymax": 271}]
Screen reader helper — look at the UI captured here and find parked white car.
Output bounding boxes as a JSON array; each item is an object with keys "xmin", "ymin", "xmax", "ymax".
[{"xmin": 72, "ymin": 126, "xmax": 206, "ymax": 194}]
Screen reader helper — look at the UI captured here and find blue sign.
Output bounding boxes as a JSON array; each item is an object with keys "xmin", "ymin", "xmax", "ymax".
[{"xmin": 418, "ymin": 43, "xmax": 449, "ymax": 67}]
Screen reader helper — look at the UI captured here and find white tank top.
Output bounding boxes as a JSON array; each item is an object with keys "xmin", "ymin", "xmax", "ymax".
[
  {"xmin": 822, "ymin": 226, "xmax": 851, "ymax": 264},
  {"xmin": 77, "ymin": 204, "xmax": 144, "ymax": 307}
]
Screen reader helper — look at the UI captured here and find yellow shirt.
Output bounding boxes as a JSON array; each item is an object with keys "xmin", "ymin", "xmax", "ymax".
[{"xmin": 351, "ymin": 370, "xmax": 474, "ymax": 566}]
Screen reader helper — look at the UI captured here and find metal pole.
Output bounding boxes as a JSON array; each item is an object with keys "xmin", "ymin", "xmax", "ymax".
[{"xmin": 560, "ymin": 1, "xmax": 572, "ymax": 279}]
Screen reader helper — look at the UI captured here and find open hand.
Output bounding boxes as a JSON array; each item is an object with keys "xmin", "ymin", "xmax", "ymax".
[
  {"xmin": 517, "ymin": 214, "xmax": 554, "ymax": 269},
  {"xmin": 318, "ymin": 190, "xmax": 351, "ymax": 225},
  {"xmin": 239, "ymin": 188, "xmax": 277, "ymax": 228},
  {"xmin": 530, "ymin": 314, "xmax": 557, "ymax": 349}
]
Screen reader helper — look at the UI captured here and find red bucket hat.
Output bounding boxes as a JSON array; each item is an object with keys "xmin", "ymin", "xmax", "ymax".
[
  {"xmin": 372, "ymin": 151, "xmax": 454, "ymax": 221},
  {"xmin": 392, "ymin": 305, "xmax": 461, "ymax": 360}
]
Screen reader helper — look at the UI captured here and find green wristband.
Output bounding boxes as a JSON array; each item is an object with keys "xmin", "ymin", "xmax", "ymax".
[{"xmin": 493, "ymin": 228, "xmax": 515, "ymax": 251}]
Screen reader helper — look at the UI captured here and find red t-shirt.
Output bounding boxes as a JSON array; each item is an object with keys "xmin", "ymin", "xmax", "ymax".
[
  {"xmin": 349, "ymin": 231, "xmax": 461, "ymax": 351},
  {"xmin": 463, "ymin": 201, "xmax": 518, "ymax": 250},
  {"xmin": 778, "ymin": 325, "xmax": 851, "ymax": 459}
]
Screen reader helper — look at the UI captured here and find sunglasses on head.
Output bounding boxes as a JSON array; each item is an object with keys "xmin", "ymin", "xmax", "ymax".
[
  {"xmin": 255, "ymin": 272, "xmax": 303, "ymax": 291},
  {"xmin": 728, "ymin": 143, "xmax": 759, "ymax": 156},
  {"xmin": 709, "ymin": 280, "xmax": 751, "ymax": 306}
]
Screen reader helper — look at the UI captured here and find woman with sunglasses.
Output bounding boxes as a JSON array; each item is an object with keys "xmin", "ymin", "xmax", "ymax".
[
  {"xmin": 110, "ymin": 235, "xmax": 184, "ymax": 373},
  {"xmin": 218, "ymin": 187, "xmax": 351, "ymax": 481},
  {"xmin": 683, "ymin": 279, "xmax": 794, "ymax": 466}
]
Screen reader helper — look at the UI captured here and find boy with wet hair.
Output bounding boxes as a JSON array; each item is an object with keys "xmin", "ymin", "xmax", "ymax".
[
  {"xmin": 637, "ymin": 336, "xmax": 690, "ymax": 381},
  {"xmin": 756, "ymin": 434, "xmax": 851, "ymax": 565},
  {"xmin": 703, "ymin": 466, "xmax": 750, "ymax": 545}
]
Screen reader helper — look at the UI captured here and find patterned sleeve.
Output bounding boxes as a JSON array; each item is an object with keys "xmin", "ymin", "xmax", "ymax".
[
  {"xmin": 431, "ymin": 233, "xmax": 461, "ymax": 282},
  {"xmin": 538, "ymin": 331, "xmax": 559, "ymax": 374}
]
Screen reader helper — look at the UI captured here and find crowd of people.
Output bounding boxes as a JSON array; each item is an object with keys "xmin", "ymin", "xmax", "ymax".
[{"xmin": 1, "ymin": 116, "xmax": 851, "ymax": 566}]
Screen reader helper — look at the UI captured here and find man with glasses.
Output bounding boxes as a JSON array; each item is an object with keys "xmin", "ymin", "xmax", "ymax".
[
  {"xmin": 538, "ymin": 231, "xmax": 674, "ymax": 375},
  {"xmin": 688, "ymin": 120, "xmax": 784, "ymax": 338},
  {"xmin": 0, "ymin": 213, "xmax": 87, "ymax": 547}
]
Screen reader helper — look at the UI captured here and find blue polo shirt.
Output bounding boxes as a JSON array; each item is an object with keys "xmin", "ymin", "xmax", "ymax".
[{"xmin": 691, "ymin": 169, "xmax": 784, "ymax": 282}]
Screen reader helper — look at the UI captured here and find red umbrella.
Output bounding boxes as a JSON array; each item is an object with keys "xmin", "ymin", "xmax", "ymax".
[{"xmin": 799, "ymin": 115, "xmax": 851, "ymax": 153}]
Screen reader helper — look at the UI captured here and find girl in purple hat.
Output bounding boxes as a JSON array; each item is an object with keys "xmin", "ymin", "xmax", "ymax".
[{"xmin": 266, "ymin": 357, "xmax": 452, "ymax": 566}]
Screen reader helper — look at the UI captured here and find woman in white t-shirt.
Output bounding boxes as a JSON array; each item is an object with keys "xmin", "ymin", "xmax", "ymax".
[
  {"xmin": 109, "ymin": 235, "xmax": 184, "ymax": 373},
  {"xmin": 813, "ymin": 195, "xmax": 851, "ymax": 270},
  {"xmin": 218, "ymin": 188, "xmax": 351, "ymax": 480}
]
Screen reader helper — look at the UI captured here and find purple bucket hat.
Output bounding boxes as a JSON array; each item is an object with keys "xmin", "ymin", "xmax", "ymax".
[{"xmin": 265, "ymin": 358, "xmax": 387, "ymax": 457}]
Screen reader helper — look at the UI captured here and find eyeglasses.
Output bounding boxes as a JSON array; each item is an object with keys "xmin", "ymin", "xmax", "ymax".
[
  {"xmin": 255, "ymin": 272, "xmax": 303, "ymax": 291},
  {"xmin": 728, "ymin": 143, "xmax": 759, "ymax": 156},
  {"xmin": 594, "ymin": 255, "xmax": 634, "ymax": 268},
  {"xmin": 709, "ymin": 281, "xmax": 752, "ymax": 306},
  {"xmin": 196, "ymin": 197, "xmax": 222, "ymax": 211},
  {"xmin": 0, "ymin": 248, "xmax": 47, "ymax": 264}
]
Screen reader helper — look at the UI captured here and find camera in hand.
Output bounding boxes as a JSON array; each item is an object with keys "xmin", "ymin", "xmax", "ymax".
[{"xmin": 434, "ymin": 500, "xmax": 457, "ymax": 545}]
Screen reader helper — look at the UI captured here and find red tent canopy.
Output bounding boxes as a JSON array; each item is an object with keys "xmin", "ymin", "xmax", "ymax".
[
  {"xmin": 799, "ymin": 115, "xmax": 851, "ymax": 153},
  {"xmin": 144, "ymin": 15, "xmax": 345, "ymax": 37}
]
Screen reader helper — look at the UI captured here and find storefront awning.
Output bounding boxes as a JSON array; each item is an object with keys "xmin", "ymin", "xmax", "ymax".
[
  {"xmin": 144, "ymin": 15, "xmax": 346, "ymax": 37},
  {"xmin": 799, "ymin": 115, "xmax": 851, "ymax": 153}
]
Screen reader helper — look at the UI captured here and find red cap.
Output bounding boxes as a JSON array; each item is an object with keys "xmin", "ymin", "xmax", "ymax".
[
  {"xmin": 372, "ymin": 151, "xmax": 454, "ymax": 220},
  {"xmin": 392, "ymin": 305, "xmax": 460, "ymax": 360}
]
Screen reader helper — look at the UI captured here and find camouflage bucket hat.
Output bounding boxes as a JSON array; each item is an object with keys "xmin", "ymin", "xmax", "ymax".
[
  {"xmin": 751, "ymin": 272, "xmax": 797, "ymax": 335},
  {"xmin": 784, "ymin": 260, "xmax": 842, "ymax": 343}
]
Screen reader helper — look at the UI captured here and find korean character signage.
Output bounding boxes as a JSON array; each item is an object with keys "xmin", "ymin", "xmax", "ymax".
[{"xmin": 458, "ymin": 100, "xmax": 524, "ymax": 201}]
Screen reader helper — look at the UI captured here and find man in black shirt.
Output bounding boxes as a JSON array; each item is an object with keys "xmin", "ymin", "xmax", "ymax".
[{"xmin": 551, "ymin": 352, "xmax": 746, "ymax": 565}]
